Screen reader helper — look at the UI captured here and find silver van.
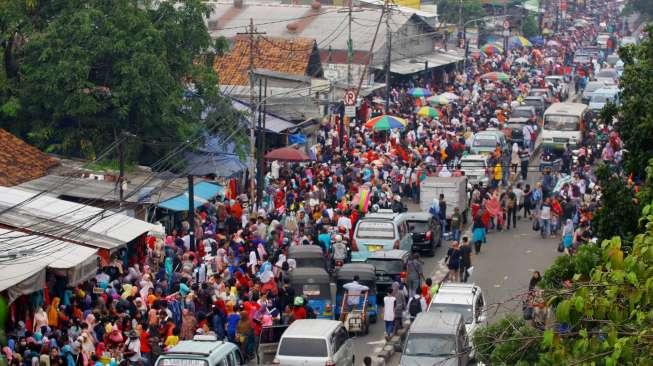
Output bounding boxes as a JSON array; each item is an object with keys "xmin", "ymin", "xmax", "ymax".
[
  {"xmin": 155, "ymin": 334, "xmax": 244, "ymax": 366},
  {"xmin": 400, "ymin": 312, "xmax": 470, "ymax": 366},
  {"xmin": 273, "ymin": 319, "xmax": 354, "ymax": 366}
]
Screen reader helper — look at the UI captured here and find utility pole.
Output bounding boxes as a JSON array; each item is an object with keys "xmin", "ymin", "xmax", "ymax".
[
  {"xmin": 384, "ymin": 4, "xmax": 391, "ymax": 113},
  {"xmin": 238, "ymin": 18, "xmax": 265, "ymax": 207},
  {"xmin": 187, "ymin": 174, "xmax": 195, "ymax": 251},
  {"xmin": 118, "ymin": 137, "xmax": 125, "ymax": 203},
  {"xmin": 255, "ymin": 77, "xmax": 267, "ymax": 209},
  {"xmin": 347, "ymin": 0, "xmax": 353, "ymax": 86}
]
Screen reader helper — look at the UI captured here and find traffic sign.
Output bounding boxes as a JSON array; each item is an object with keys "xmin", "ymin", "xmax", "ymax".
[
  {"xmin": 344, "ymin": 90, "xmax": 356, "ymax": 106},
  {"xmin": 503, "ymin": 20, "xmax": 510, "ymax": 30},
  {"xmin": 345, "ymin": 105, "xmax": 356, "ymax": 117}
]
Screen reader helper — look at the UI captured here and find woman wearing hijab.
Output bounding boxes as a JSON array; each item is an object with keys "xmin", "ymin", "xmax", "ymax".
[
  {"xmin": 562, "ymin": 219, "xmax": 575, "ymax": 254},
  {"xmin": 391, "ymin": 282, "xmax": 406, "ymax": 332},
  {"xmin": 47, "ymin": 298, "xmax": 61, "ymax": 328},
  {"xmin": 510, "ymin": 142, "xmax": 520, "ymax": 176},
  {"xmin": 235, "ymin": 311, "xmax": 254, "ymax": 361}
]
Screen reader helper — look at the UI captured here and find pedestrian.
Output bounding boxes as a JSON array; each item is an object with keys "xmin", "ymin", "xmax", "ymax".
[
  {"xmin": 438, "ymin": 194, "xmax": 447, "ymax": 239},
  {"xmin": 391, "ymin": 282, "xmax": 406, "ymax": 331},
  {"xmin": 450, "ymin": 207, "xmax": 462, "ymax": 242},
  {"xmin": 506, "ymin": 186, "xmax": 517, "ymax": 229},
  {"xmin": 540, "ymin": 198, "xmax": 552, "ymax": 238},
  {"xmin": 562, "ymin": 219, "xmax": 574, "ymax": 254},
  {"xmin": 472, "ymin": 215, "xmax": 486, "ymax": 254},
  {"xmin": 382, "ymin": 289, "xmax": 396, "ymax": 338},
  {"xmin": 528, "ymin": 271, "xmax": 542, "ymax": 291},
  {"xmin": 444, "ymin": 241, "xmax": 461, "ymax": 282},
  {"xmin": 492, "ymin": 159, "xmax": 502, "ymax": 189},
  {"xmin": 511, "ymin": 142, "xmax": 520, "ymax": 177},
  {"xmin": 406, "ymin": 254, "xmax": 424, "ymax": 296},
  {"xmin": 363, "ymin": 356, "xmax": 372, "ymax": 366},
  {"xmin": 519, "ymin": 146, "xmax": 530, "ymax": 180},
  {"xmin": 458, "ymin": 237, "xmax": 473, "ymax": 283},
  {"xmin": 407, "ymin": 293, "xmax": 427, "ymax": 322}
]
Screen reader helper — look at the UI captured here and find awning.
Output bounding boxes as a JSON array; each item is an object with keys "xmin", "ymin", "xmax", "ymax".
[
  {"xmin": 0, "ymin": 186, "xmax": 157, "ymax": 250},
  {"xmin": 0, "ymin": 229, "xmax": 97, "ymax": 303},
  {"xmin": 231, "ymin": 99, "xmax": 297, "ymax": 133},
  {"xmin": 375, "ymin": 50, "xmax": 465, "ymax": 75},
  {"xmin": 157, "ymin": 182, "xmax": 224, "ymax": 212}
]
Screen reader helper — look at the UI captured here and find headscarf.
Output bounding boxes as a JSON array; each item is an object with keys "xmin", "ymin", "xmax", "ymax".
[
  {"xmin": 236, "ymin": 311, "xmax": 252, "ymax": 335},
  {"xmin": 563, "ymin": 219, "xmax": 574, "ymax": 236},
  {"xmin": 47, "ymin": 298, "xmax": 60, "ymax": 327}
]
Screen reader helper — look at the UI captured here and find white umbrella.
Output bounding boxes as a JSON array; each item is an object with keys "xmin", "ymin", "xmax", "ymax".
[{"xmin": 440, "ymin": 92, "xmax": 459, "ymax": 101}]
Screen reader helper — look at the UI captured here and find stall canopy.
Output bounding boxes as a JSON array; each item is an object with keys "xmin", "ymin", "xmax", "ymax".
[
  {"xmin": 157, "ymin": 181, "xmax": 224, "ymax": 212},
  {"xmin": 0, "ymin": 186, "xmax": 157, "ymax": 250},
  {"xmin": 377, "ymin": 50, "xmax": 464, "ymax": 75},
  {"xmin": 0, "ymin": 228, "xmax": 97, "ymax": 303}
]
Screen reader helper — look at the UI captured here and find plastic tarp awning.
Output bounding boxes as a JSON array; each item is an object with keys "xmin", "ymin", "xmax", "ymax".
[
  {"xmin": 378, "ymin": 51, "xmax": 465, "ymax": 75},
  {"xmin": 0, "ymin": 186, "xmax": 157, "ymax": 250},
  {"xmin": 157, "ymin": 182, "xmax": 224, "ymax": 212},
  {"xmin": 0, "ymin": 228, "xmax": 97, "ymax": 303}
]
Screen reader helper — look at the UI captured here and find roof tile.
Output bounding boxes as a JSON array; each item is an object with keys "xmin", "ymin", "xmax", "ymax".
[{"xmin": 0, "ymin": 129, "xmax": 59, "ymax": 187}]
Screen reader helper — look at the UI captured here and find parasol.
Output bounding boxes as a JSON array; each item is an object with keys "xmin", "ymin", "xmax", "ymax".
[
  {"xmin": 264, "ymin": 147, "xmax": 312, "ymax": 161},
  {"xmin": 508, "ymin": 36, "xmax": 532, "ymax": 48},
  {"xmin": 428, "ymin": 95, "xmax": 449, "ymax": 106},
  {"xmin": 364, "ymin": 114, "xmax": 407, "ymax": 131},
  {"xmin": 480, "ymin": 43, "xmax": 503, "ymax": 55},
  {"xmin": 416, "ymin": 106, "xmax": 441, "ymax": 118},
  {"xmin": 407, "ymin": 87, "xmax": 432, "ymax": 97},
  {"xmin": 480, "ymin": 72, "xmax": 510, "ymax": 82}
]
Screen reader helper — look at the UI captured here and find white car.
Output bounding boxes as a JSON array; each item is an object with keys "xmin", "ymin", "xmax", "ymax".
[
  {"xmin": 428, "ymin": 283, "xmax": 487, "ymax": 358},
  {"xmin": 459, "ymin": 154, "xmax": 491, "ymax": 188},
  {"xmin": 274, "ymin": 320, "xmax": 354, "ymax": 365}
]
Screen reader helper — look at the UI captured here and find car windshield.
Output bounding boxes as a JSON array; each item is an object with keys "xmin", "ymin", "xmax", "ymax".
[
  {"xmin": 544, "ymin": 115, "xmax": 580, "ymax": 131},
  {"xmin": 511, "ymin": 109, "xmax": 533, "ymax": 119},
  {"xmin": 356, "ymin": 221, "xmax": 395, "ymax": 239},
  {"xmin": 591, "ymin": 95, "xmax": 612, "ymax": 103},
  {"xmin": 403, "ymin": 333, "xmax": 457, "ymax": 357},
  {"xmin": 473, "ymin": 137, "xmax": 496, "ymax": 147},
  {"xmin": 429, "ymin": 304, "xmax": 474, "ymax": 323},
  {"xmin": 278, "ymin": 337, "xmax": 328, "ymax": 357},
  {"xmin": 585, "ymin": 83, "xmax": 604, "ymax": 92},
  {"xmin": 407, "ymin": 220, "xmax": 430, "ymax": 232},
  {"xmin": 366, "ymin": 259, "xmax": 404, "ymax": 274},
  {"xmin": 460, "ymin": 160, "xmax": 487, "ymax": 169},
  {"xmin": 157, "ymin": 359, "xmax": 207, "ymax": 366},
  {"xmin": 523, "ymin": 100, "xmax": 541, "ymax": 108}
]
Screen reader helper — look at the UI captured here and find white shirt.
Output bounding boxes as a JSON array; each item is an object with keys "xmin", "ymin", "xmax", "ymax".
[
  {"xmin": 337, "ymin": 216, "xmax": 352, "ymax": 231},
  {"xmin": 383, "ymin": 296, "xmax": 396, "ymax": 322},
  {"xmin": 343, "ymin": 281, "xmax": 370, "ymax": 306},
  {"xmin": 126, "ymin": 338, "xmax": 141, "ymax": 362}
]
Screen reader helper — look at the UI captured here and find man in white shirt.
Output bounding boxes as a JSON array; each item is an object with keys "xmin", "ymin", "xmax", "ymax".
[
  {"xmin": 342, "ymin": 275, "xmax": 370, "ymax": 308},
  {"xmin": 383, "ymin": 290, "xmax": 396, "ymax": 337}
]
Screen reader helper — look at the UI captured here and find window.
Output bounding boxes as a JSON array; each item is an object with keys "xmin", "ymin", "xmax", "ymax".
[
  {"xmin": 403, "ymin": 334, "xmax": 456, "ymax": 357},
  {"xmin": 278, "ymin": 338, "xmax": 328, "ymax": 357},
  {"xmin": 472, "ymin": 137, "xmax": 497, "ymax": 148},
  {"xmin": 356, "ymin": 221, "xmax": 396, "ymax": 239},
  {"xmin": 475, "ymin": 295, "xmax": 485, "ymax": 320},
  {"xmin": 407, "ymin": 220, "xmax": 430, "ymax": 232},
  {"xmin": 428, "ymin": 304, "xmax": 474, "ymax": 324},
  {"xmin": 226, "ymin": 352, "xmax": 238, "ymax": 366},
  {"xmin": 544, "ymin": 115, "xmax": 580, "ymax": 131}
]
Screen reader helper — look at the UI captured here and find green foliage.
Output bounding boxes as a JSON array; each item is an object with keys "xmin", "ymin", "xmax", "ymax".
[
  {"xmin": 0, "ymin": 0, "xmax": 245, "ymax": 165},
  {"xmin": 540, "ymin": 244, "xmax": 603, "ymax": 289},
  {"xmin": 437, "ymin": 0, "xmax": 486, "ymax": 25},
  {"xmin": 473, "ymin": 316, "xmax": 542, "ymax": 365},
  {"xmin": 617, "ymin": 25, "xmax": 653, "ymax": 175},
  {"xmin": 591, "ymin": 164, "xmax": 640, "ymax": 246},
  {"xmin": 521, "ymin": 14, "xmax": 539, "ymax": 38}
]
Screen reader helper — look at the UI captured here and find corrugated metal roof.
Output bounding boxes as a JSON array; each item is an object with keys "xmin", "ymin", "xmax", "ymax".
[
  {"xmin": 0, "ymin": 186, "xmax": 157, "ymax": 250},
  {"xmin": 375, "ymin": 49, "xmax": 464, "ymax": 75}
]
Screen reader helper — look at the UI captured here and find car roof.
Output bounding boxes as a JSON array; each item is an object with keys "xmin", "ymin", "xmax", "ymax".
[
  {"xmin": 461, "ymin": 154, "xmax": 490, "ymax": 161},
  {"xmin": 282, "ymin": 319, "xmax": 341, "ymax": 339},
  {"xmin": 592, "ymin": 88, "xmax": 619, "ymax": 95},
  {"xmin": 403, "ymin": 212, "xmax": 433, "ymax": 221},
  {"xmin": 288, "ymin": 245, "xmax": 324, "ymax": 257},
  {"xmin": 288, "ymin": 267, "xmax": 330, "ymax": 282},
  {"xmin": 366, "ymin": 249, "xmax": 410, "ymax": 260},
  {"xmin": 513, "ymin": 105, "xmax": 535, "ymax": 111},
  {"xmin": 524, "ymin": 95, "xmax": 545, "ymax": 101},
  {"xmin": 409, "ymin": 312, "xmax": 462, "ymax": 334},
  {"xmin": 164, "ymin": 339, "xmax": 237, "ymax": 357},
  {"xmin": 431, "ymin": 284, "xmax": 480, "ymax": 305},
  {"xmin": 474, "ymin": 130, "xmax": 503, "ymax": 137}
]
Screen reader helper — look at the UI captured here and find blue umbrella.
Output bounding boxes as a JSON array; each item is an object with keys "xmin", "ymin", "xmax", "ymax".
[{"xmin": 529, "ymin": 36, "xmax": 545, "ymax": 47}]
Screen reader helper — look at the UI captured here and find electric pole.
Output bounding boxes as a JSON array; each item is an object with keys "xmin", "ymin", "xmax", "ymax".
[
  {"xmin": 347, "ymin": 0, "xmax": 353, "ymax": 86},
  {"xmin": 384, "ymin": 4, "xmax": 391, "ymax": 113},
  {"xmin": 238, "ymin": 18, "xmax": 265, "ymax": 206}
]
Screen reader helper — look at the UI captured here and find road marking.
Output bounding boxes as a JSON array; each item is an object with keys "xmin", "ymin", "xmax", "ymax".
[
  {"xmin": 494, "ymin": 284, "xmax": 501, "ymax": 288},
  {"xmin": 367, "ymin": 339, "xmax": 386, "ymax": 345}
]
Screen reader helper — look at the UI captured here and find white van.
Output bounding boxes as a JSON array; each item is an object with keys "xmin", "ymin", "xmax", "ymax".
[
  {"xmin": 273, "ymin": 319, "xmax": 354, "ymax": 366},
  {"xmin": 352, "ymin": 209, "xmax": 413, "ymax": 262},
  {"xmin": 542, "ymin": 102, "xmax": 589, "ymax": 150},
  {"xmin": 155, "ymin": 335, "xmax": 244, "ymax": 366}
]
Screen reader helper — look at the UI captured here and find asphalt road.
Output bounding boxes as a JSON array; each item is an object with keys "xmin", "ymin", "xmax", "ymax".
[{"xmin": 350, "ymin": 157, "xmax": 563, "ymax": 365}]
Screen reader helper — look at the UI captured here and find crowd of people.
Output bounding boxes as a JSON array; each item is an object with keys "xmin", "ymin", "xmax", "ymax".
[{"xmin": 0, "ymin": 2, "xmax": 635, "ymax": 366}]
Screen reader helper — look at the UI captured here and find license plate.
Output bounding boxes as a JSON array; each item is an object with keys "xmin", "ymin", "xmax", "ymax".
[
  {"xmin": 367, "ymin": 245, "xmax": 384, "ymax": 252},
  {"xmin": 553, "ymin": 138, "xmax": 568, "ymax": 143}
]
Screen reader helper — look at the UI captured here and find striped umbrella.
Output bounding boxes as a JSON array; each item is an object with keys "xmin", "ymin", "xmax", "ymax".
[
  {"xmin": 480, "ymin": 72, "xmax": 510, "ymax": 82},
  {"xmin": 407, "ymin": 87, "xmax": 432, "ymax": 97},
  {"xmin": 364, "ymin": 115, "xmax": 408, "ymax": 131},
  {"xmin": 480, "ymin": 43, "xmax": 503, "ymax": 55},
  {"xmin": 428, "ymin": 95, "xmax": 449, "ymax": 106},
  {"xmin": 416, "ymin": 106, "xmax": 441, "ymax": 119}
]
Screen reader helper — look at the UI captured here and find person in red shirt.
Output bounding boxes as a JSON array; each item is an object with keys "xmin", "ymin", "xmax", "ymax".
[
  {"xmin": 291, "ymin": 304, "xmax": 307, "ymax": 321},
  {"xmin": 140, "ymin": 324, "xmax": 152, "ymax": 363}
]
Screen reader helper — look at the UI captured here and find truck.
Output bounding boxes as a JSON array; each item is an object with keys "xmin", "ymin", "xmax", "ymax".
[{"xmin": 419, "ymin": 176, "xmax": 468, "ymax": 223}]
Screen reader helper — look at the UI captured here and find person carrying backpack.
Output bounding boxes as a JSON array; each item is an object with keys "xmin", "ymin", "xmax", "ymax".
[{"xmin": 407, "ymin": 293, "xmax": 426, "ymax": 322}]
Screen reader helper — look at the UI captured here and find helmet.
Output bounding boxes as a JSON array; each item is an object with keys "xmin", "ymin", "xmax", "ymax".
[{"xmin": 293, "ymin": 296, "xmax": 304, "ymax": 306}]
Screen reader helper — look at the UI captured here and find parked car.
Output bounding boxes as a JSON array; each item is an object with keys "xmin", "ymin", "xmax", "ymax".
[
  {"xmin": 427, "ymin": 283, "xmax": 487, "ymax": 359},
  {"xmin": 352, "ymin": 210, "xmax": 413, "ymax": 262},
  {"xmin": 469, "ymin": 130, "xmax": 509, "ymax": 156},
  {"xmin": 458, "ymin": 154, "xmax": 491, "ymax": 188},
  {"xmin": 595, "ymin": 68, "xmax": 620, "ymax": 84},
  {"xmin": 400, "ymin": 312, "xmax": 470, "ymax": 366},
  {"xmin": 273, "ymin": 320, "xmax": 354, "ymax": 366},
  {"xmin": 527, "ymin": 88, "xmax": 553, "ymax": 106},
  {"xmin": 522, "ymin": 95, "xmax": 547, "ymax": 117},
  {"xmin": 404, "ymin": 212, "xmax": 441, "ymax": 256},
  {"xmin": 156, "ymin": 334, "xmax": 245, "ymax": 366},
  {"xmin": 589, "ymin": 87, "xmax": 620, "ymax": 112}
]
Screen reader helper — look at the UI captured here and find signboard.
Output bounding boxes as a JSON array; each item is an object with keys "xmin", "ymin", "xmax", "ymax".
[
  {"xmin": 344, "ymin": 90, "xmax": 356, "ymax": 106},
  {"xmin": 503, "ymin": 20, "xmax": 510, "ymax": 30},
  {"xmin": 345, "ymin": 105, "xmax": 356, "ymax": 117}
]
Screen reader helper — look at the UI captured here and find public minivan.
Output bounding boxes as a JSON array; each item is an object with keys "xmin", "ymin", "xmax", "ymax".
[
  {"xmin": 542, "ymin": 102, "xmax": 589, "ymax": 150},
  {"xmin": 273, "ymin": 319, "xmax": 354, "ymax": 366},
  {"xmin": 352, "ymin": 209, "xmax": 412, "ymax": 262},
  {"xmin": 400, "ymin": 312, "xmax": 470, "ymax": 366},
  {"xmin": 155, "ymin": 334, "xmax": 244, "ymax": 366}
]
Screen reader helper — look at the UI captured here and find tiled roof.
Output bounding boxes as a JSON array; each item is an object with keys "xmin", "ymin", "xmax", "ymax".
[
  {"xmin": 213, "ymin": 36, "xmax": 317, "ymax": 86},
  {"xmin": 0, "ymin": 129, "xmax": 59, "ymax": 187}
]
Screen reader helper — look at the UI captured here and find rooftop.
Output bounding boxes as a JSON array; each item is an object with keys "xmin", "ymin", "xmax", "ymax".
[
  {"xmin": 0, "ymin": 129, "xmax": 59, "ymax": 187},
  {"xmin": 283, "ymin": 319, "xmax": 341, "ymax": 338},
  {"xmin": 410, "ymin": 312, "xmax": 462, "ymax": 334}
]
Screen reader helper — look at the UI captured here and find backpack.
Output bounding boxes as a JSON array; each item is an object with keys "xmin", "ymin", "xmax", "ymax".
[
  {"xmin": 409, "ymin": 297, "xmax": 422, "ymax": 317},
  {"xmin": 429, "ymin": 203, "xmax": 440, "ymax": 218}
]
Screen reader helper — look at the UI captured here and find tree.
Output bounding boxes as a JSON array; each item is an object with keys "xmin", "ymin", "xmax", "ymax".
[
  {"xmin": 2, "ymin": 0, "xmax": 245, "ymax": 165},
  {"xmin": 521, "ymin": 14, "xmax": 539, "ymax": 38},
  {"xmin": 617, "ymin": 25, "xmax": 653, "ymax": 176},
  {"xmin": 437, "ymin": 0, "xmax": 486, "ymax": 25}
]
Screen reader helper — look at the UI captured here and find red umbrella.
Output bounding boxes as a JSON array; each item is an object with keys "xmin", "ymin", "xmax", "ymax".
[{"xmin": 264, "ymin": 147, "xmax": 311, "ymax": 161}]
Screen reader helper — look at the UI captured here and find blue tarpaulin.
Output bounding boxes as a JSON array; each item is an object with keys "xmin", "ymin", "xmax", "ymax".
[{"xmin": 157, "ymin": 182, "xmax": 224, "ymax": 211}]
